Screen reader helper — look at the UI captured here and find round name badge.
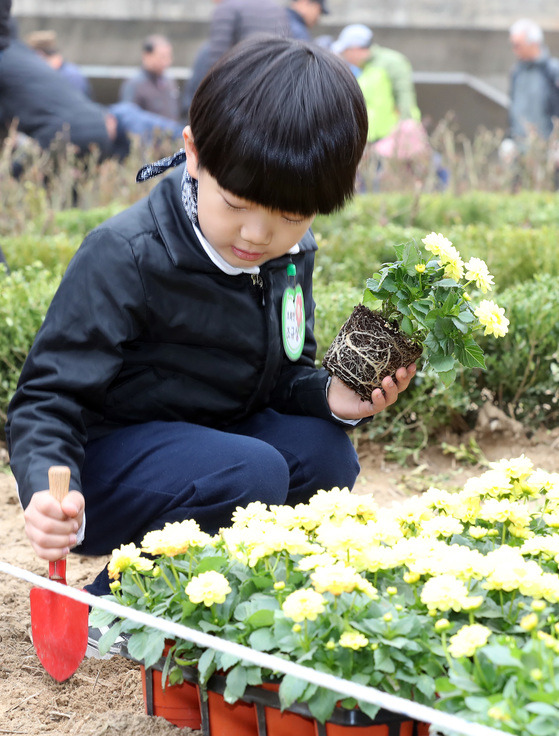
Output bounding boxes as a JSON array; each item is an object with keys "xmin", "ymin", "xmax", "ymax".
[{"xmin": 282, "ymin": 284, "xmax": 305, "ymax": 361}]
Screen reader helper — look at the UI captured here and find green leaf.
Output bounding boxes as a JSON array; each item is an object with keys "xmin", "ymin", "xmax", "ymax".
[
  {"xmin": 279, "ymin": 674, "xmax": 309, "ymax": 709},
  {"xmin": 224, "ymin": 665, "xmax": 247, "ymax": 701},
  {"xmin": 248, "ymin": 628, "xmax": 277, "ymax": 652},
  {"xmin": 245, "ymin": 609, "xmax": 275, "ymax": 628},
  {"xmin": 427, "ymin": 354, "xmax": 456, "ymax": 372},
  {"xmin": 198, "ymin": 648, "xmax": 216, "ymax": 685},
  {"xmin": 357, "ymin": 700, "xmax": 381, "ymax": 721},
  {"xmin": 378, "ymin": 273, "xmax": 397, "ymax": 293},
  {"xmin": 464, "ymin": 695, "xmax": 490, "ymax": 713},
  {"xmin": 373, "ymin": 648, "xmax": 396, "ymax": 673},
  {"xmin": 525, "ymin": 717, "xmax": 559, "ymax": 736},
  {"xmin": 126, "ymin": 629, "xmax": 166, "ymax": 669},
  {"xmin": 456, "ymin": 308, "xmax": 475, "ymax": 323},
  {"xmin": 455, "ymin": 338, "xmax": 486, "ymax": 369},
  {"xmin": 195, "ymin": 555, "xmax": 228, "ymax": 573},
  {"xmin": 451, "ymin": 316, "xmax": 470, "ymax": 334},
  {"xmin": 400, "ymin": 315, "xmax": 413, "ymax": 335},
  {"xmin": 433, "ymin": 278, "xmax": 460, "ymax": 288},
  {"xmin": 362, "ymin": 290, "xmax": 382, "ymax": 310},
  {"xmin": 438, "ymin": 368, "xmax": 457, "ymax": 387},
  {"xmin": 306, "ymin": 686, "xmax": 339, "ymax": 723},
  {"xmin": 526, "ymin": 703, "xmax": 559, "ymax": 716},
  {"xmin": 89, "ymin": 604, "xmax": 119, "ymax": 629},
  {"xmin": 481, "ymin": 645, "xmax": 522, "ymax": 668},
  {"xmin": 413, "ymin": 674, "xmax": 437, "ymax": 699},
  {"xmin": 220, "ymin": 652, "xmax": 242, "ymax": 671}
]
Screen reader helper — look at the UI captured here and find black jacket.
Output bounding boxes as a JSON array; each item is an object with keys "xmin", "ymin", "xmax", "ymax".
[{"xmin": 6, "ymin": 167, "xmax": 337, "ymax": 507}]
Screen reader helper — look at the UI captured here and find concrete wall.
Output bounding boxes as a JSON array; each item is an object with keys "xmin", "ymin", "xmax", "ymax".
[
  {"xmin": 10, "ymin": 0, "xmax": 559, "ymax": 138},
  {"xmin": 11, "ymin": 0, "xmax": 559, "ymax": 29}
]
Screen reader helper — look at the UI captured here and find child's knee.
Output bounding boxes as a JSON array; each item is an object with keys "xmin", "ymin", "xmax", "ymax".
[
  {"xmin": 310, "ymin": 425, "xmax": 360, "ymax": 491},
  {"xmin": 229, "ymin": 444, "xmax": 290, "ymax": 507}
]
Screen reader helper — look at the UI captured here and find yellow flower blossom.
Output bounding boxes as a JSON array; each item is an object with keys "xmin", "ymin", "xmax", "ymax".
[
  {"xmin": 108, "ymin": 543, "xmax": 154, "ymax": 580},
  {"xmin": 464, "ymin": 257, "xmax": 494, "ymax": 293},
  {"xmin": 448, "ymin": 624, "xmax": 491, "ymax": 658},
  {"xmin": 282, "ymin": 589, "xmax": 326, "ymax": 622},
  {"xmin": 232, "ymin": 501, "xmax": 274, "ymax": 526},
  {"xmin": 474, "ymin": 299, "xmax": 509, "ymax": 337},
  {"xmin": 297, "ymin": 553, "xmax": 338, "ymax": 571},
  {"xmin": 142, "ymin": 519, "xmax": 213, "ymax": 556},
  {"xmin": 185, "ymin": 571, "xmax": 231, "ymax": 606},
  {"xmin": 420, "ymin": 574, "xmax": 472, "ymax": 613},
  {"xmin": 311, "ymin": 563, "xmax": 366, "ymax": 596},
  {"xmin": 421, "ymin": 232, "xmax": 453, "ymax": 257},
  {"xmin": 339, "ymin": 630, "xmax": 369, "ymax": 650},
  {"xmin": 520, "ymin": 613, "xmax": 539, "ymax": 631},
  {"xmin": 419, "ymin": 516, "xmax": 464, "ymax": 538},
  {"xmin": 415, "ymin": 263, "xmax": 426, "ymax": 273},
  {"xmin": 490, "ymin": 455, "xmax": 534, "ymax": 481}
]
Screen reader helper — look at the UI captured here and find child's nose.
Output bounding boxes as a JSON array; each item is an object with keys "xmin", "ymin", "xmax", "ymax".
[{"xmin": 240, "ymin": 217, "xmax": 272, "ymax": 246}]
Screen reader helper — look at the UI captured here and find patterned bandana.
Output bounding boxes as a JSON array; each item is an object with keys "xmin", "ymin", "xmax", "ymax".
[{"xmin": 136, "ymin": 148, "xmax": 199, "ymax": 228}]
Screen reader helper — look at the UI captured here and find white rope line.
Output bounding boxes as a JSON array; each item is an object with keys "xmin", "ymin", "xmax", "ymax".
[{"xmin": 0, "ymin": 559, "xmax": 510, "ymax": 736}]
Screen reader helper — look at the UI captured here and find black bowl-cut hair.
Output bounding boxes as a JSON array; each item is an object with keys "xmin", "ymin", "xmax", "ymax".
[{"xmin": 189, "ymin": 35, "xmax": 368, "ymax": 217}]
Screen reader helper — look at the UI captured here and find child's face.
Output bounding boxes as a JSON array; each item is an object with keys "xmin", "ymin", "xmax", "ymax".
[{"xmin": 184, "ymin": 128, "xmax": 315, "ymax": 268}]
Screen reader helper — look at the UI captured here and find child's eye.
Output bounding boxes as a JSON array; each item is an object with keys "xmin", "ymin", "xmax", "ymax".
[
  {"xmin": 224, "ymin": 200, "xmax": 245, "ymax": 211},
  {"xmin": 282, "ymin": 215, "xmax": 305, "ymax": 225}
]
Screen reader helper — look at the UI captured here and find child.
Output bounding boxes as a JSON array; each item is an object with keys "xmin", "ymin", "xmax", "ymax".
[{"xmin": 6, "ymin": 37, "xmax": 416, "ymax": 625}]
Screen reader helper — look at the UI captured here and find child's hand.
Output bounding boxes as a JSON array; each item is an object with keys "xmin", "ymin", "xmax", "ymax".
[
  {"xmin": 327, "ymin": 364, "xmax": 417, "ymax": 421},
  {"xmin": 23, "ymin": 489, "xmax": 85, "ymax": 561}
]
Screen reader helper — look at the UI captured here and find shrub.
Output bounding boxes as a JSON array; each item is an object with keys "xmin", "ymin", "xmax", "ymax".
[
  {"xmin": 0, "ymin": 233, "xmax": 80, "ymax": 272},
  {"xmin": 0, "ymin": 265, "xmax": 61, "ymax": 431},
  {"xmin": 479, "ymin": 273, "xmax": 559, "ymax": 427},
  {"xmin": 314, "ymin": 218, "xmax": 559, "ymax": 292}
]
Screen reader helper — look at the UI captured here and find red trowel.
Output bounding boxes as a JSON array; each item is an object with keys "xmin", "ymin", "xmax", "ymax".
[{"xmin": 30, "ymin": 465, "xmax": 89, "ymax": 681}]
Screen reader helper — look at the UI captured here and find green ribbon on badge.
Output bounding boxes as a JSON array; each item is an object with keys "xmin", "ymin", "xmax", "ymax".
[{"xmin": 282, "ymin": 263, "xmax": 305, "ymax": 362}]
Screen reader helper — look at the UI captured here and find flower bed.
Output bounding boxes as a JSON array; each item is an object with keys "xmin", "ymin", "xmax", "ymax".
[{"xmin": 92, "ymin": 455, "xmax": 559, "ymax": 734}]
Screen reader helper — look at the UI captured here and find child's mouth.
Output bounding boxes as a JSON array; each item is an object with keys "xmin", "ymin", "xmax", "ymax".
[{"xmin": 231, "ymin": 246, "xmax": 263, "ymax": 262}]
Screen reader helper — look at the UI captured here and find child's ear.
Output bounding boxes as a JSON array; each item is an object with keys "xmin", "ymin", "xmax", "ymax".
[{"xmin": 183, "ymin": 126, "xmax": 200, "ymax": 179}]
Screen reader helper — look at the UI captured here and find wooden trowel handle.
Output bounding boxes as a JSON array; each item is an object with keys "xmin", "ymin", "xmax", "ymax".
[
  {"xmin": 48, "ymin": 465, "xmax": 71, "ymax": 502},
  {"xmin": 48, "ymin": 466, "xmax": 72, "ymax": 582}
]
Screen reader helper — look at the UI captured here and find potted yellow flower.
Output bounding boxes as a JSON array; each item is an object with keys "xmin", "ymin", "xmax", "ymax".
[
  {"xmin": 91, "ymin": 456, "xmax": 559, "ymax": 735},
  {"xmin": 322, "ymin": 232, "xmax": 509, "ymax": 399}
]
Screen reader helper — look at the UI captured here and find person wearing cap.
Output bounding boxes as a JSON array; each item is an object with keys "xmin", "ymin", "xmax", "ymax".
[
  {"xmin": 332, "ymin": 23, "xmax": 420, "ymax": 142},
  {"xmin": 330, "ymin": 23, "xmax": 372, "ymax": 77},
  {"xmin": 24, "ymin": 29, "xmax": 93, "ymax": 98},
  {"xmin": 286, "ymin": 0, "xmax": 328, "ymax": 42}
]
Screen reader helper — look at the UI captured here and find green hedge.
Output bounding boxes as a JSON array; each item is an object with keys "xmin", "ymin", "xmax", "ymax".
[
  {"xmin": 1, "ymin": 191, "xmax": 558, "ymax": 453},
  {"xmin": 0, "ymin": 265, "xmax": 61, "ymax": 427},
  {"xmin": 313, "ymin": 223, "xmax": 559, "ymax": 292}
]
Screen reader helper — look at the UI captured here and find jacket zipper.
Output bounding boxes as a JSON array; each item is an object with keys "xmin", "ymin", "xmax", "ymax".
[{"xmin": 251, "ymin": 273, "xmax": 265, "ymax": 305}]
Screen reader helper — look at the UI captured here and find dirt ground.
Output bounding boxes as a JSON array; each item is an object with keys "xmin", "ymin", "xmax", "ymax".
[{"xmin": 2, "ymin": 422, "xmax": 559, "ymax": 736}]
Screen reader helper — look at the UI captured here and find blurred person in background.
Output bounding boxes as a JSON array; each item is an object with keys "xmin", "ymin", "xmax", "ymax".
[
  {"xmin": 332, "ymin": 24, "xmax": 425, "ymax": 149},
  {"xmin": 0, "ymin": 0, "xmax": 12, "ymax": 53},
  {"xmin": 286, "ymin": 0, "xmax": 327, "ymax": 42},
  {"xmin": 0, "ymin": 0, "xmax": 116, "ymax": 171},
  {"xmin": 508, "ymin": 19, "xmax": 559, "ymax": 142},
  {"xmin": 332, "ymin": 23, "xmax": 444, "ymax": 189},
  {"xmin": 120, "ymin": 34, "xmax": 180, "ymax": 122},
  {"xmin": 24, "ymin": 29, "xmax": 93, "ymax": 99},
  {"xmin": 502, "ymin": 18, "xmax": 559, "ymax": 188},
  {"xmin": 181, "ymin": 0, "xmax": 289, "ymax": 120}
]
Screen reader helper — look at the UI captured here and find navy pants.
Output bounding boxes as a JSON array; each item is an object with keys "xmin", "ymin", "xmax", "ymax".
[{"xmin": 79, "ymin": 410, "xmax": 360, "ymax": 595}]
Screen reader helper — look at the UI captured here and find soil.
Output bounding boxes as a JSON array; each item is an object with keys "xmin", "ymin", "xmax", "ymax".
[
  {"xmin": 2, "ymin": 421, "xmax": 559, "ymax": 736},
  {"xmin": 322, "ymin": 305, "xmax": 423, "ymax": 401}
]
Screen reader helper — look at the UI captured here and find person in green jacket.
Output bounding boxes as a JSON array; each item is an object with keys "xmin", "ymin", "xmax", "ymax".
[{"xmin": 332, "ymin": 24, "xmax": 420, "ymax": 142}]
